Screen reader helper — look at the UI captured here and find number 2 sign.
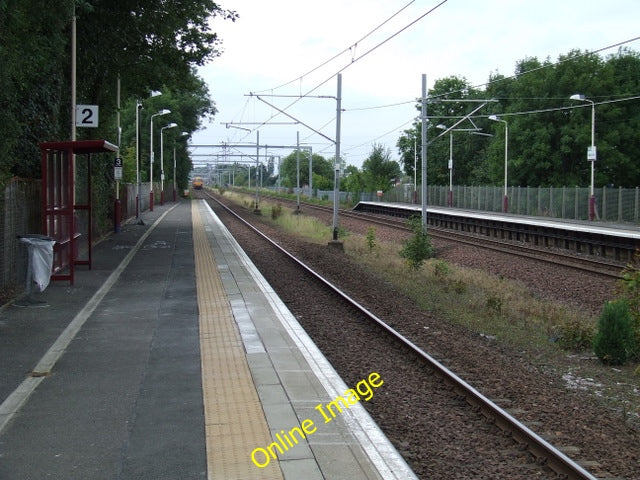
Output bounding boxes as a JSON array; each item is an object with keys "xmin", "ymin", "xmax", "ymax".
[{"xmin": 76, "ymin": 105, "xmax": 99, "ymax": 128}]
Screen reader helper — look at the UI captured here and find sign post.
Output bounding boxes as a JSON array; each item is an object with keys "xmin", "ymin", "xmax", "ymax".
[{"xmin": 114, "ymin": 157, "xmax": 122, "ymax": 233}]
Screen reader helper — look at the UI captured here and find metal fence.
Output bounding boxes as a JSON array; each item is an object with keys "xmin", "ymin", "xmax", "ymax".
[
  {"xmin": 0, "ymin": 180, "xmax": 158, "ymax": 300},
  {"xmin": 1, "ymin": 178, "xmax": 42, "ymax": 298},
  {"xmin": 361, "ymin": 185, "xmax": 640, "ymax": 224}
]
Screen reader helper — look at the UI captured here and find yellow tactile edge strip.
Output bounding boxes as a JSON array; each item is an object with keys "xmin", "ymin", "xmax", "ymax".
[{"xmin": 192, "ymin": 202, "xmax": 284, "ymax": 480}]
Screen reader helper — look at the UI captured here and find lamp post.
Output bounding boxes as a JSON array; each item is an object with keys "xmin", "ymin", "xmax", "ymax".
[
  {"xmin": 135, "ymin": 91, "xmax": 162, "ymax": 223},
  {"xmin": 436, "ymin": 124, "xmax": 481, "ymax": 207},
  {"xmin": 174, "ymin": 132, "xmax": 189, "ymax": 201},
  {"xmin": 488, "ymin": 115, "xmax": 509, "ymax": 213},
  {"xmin": 160, "ymin": 122, "xmax": 177, "ymax": 205},
  {"xmin": 150, "ymin": 108, "xmax": 171, "ymax": 211},
  {"xmin": 570, "ymin": 94, "xmax": 596, "ymax": 221}
]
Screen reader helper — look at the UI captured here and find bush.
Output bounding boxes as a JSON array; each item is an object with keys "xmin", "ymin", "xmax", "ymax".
[
  {"xmin": 433, "ymin": 260, "xmax": 450, "ymax": 279},
  {"xmin": 555, "ymin": 320, "xmax": 595, "ymax": 351},
  {"xmin": 365, "ymin": 227, "xmax": 377, "ymax": 253},
  {"xmin": 271, "ymin": 203, "xmax": 283, "ymax": 220},
  {"xmin": 593, "ymin": 300, "xmax": 634, "ymax": 365},
  {"xmin": 616, "ymin": 249, "xmax": 640, "ymax": 359},
  {"xmin": 399, "ymin": 216, "xmax": 433, "ymax": 270}
]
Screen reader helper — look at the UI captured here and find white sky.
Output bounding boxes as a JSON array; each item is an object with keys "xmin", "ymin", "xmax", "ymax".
[{"xmin": 191, "ymin": 0, "xmax": 640, "ymax": 170}]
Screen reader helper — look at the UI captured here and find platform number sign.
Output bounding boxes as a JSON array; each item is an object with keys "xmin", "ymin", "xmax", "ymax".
[
  {"xmin": 114, "ymin": 157, "xmax": 123, "ymax": 180},
  {"xmin": 76, "ymin": 105, "xmax": 99, "ymax": 128}
]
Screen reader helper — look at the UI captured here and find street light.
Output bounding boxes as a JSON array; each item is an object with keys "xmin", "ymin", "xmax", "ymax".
[
  {"xmin": 134, "ymin": 91, "xmax": 164, "ymax": 223},
  {"xmin": 488, "ymin": 115, "xmax": 509, "ymax": 213},
  {"xmin": 160, "ymin": 122, "xmax": 177, "ymax": 205},
  {"xmin": 150, "ymin": 108, "xmax": 171, "ymax": 211},
  {"xmin": 174, "ymin": 132, "xmax": 189, "ymax": 201},
  {"xmin": 570, "ymin": 94, "xmax": 597, "ymax": 221},
  {"xmin": 436, "ymin": 124, "xmax": 481, "ymax": 207}
]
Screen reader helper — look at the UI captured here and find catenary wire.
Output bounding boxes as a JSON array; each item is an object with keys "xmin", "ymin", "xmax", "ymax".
[{"xmin": 253, "ymin": 0, "xmax": 417, "ymax": 94}]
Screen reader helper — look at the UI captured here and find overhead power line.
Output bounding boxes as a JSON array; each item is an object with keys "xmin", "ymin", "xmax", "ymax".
[
  {"xmin": 246, "ymin": 0, "xmax": 449, "ymax": 134},
  {"xmin": 253, "ymin": 0, "xmax": 418, "ymax": 94}
]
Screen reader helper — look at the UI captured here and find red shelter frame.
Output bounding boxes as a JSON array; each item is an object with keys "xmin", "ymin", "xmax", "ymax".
[{"xmin": 39, "ymin": 140, "xmax": 118, "ymax": 285}]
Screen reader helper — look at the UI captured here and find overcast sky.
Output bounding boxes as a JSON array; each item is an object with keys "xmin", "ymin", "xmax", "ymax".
[{"xmin": 191, "ymin": 0, "xmax": 640, "ymax": 169}]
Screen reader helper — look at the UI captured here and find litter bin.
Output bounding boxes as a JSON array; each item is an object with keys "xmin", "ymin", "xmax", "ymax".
[{"xmin": 13, "ymin": 234, "xmax": 55, "ymax": 307}]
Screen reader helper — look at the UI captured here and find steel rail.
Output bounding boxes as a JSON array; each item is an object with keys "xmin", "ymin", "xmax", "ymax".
[
  {"xmin": 204, "ymin": 191, "xmax": 599, "ymax": 480},
  {"xmin": 259, "ymin": 194, "xmax": 623, "ymax": 277}
]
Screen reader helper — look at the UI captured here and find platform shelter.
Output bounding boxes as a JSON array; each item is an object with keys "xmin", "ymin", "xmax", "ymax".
[{"xmin": 39, "ymin": 140, "xmax": 118, "ymax": 284}]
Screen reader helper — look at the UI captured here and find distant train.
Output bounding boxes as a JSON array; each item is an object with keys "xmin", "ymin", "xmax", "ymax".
[{"xmin": 192, "ymin": 176, "xmax": 203, "ymax": 190}]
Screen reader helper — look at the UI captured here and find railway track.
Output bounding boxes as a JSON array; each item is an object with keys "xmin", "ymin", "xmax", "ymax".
[
  {"xmin": 261, "ymin": 194, "xmax": 624, "ymax": 278},
  {"xmin": 202, "ymin": 190, "xmax": 604, "ymax": 480}
]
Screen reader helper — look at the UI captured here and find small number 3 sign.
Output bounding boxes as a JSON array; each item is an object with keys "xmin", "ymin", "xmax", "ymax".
[{"xmin": 76, "ymin": 105, "xmax": 99, "ymax": 128}]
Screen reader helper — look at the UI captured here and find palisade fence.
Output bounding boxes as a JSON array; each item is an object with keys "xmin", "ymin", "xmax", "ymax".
[{"xmin": 357, "ymin": 185, "xmax": 640, "ymax": 224}]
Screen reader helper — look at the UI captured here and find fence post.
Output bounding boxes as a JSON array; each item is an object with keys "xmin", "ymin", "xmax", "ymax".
[{"xmin": 618, "ymin": 186, "xmax": 623, "ymax": 222}]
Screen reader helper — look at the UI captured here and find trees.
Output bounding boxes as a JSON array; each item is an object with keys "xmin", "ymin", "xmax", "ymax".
[
  {"xmin": 0, "ymin": 0, "xmax": 237, "ymax": 186},
  {"xmin": 397, "ymin": 76, "xmax": 490, "ymax": 187},
  {"xmin": 279, "ymin": 151, "xmax": 333, "ymax": 189},
  {"xmin": 0, "ymin": 0, "xmax": 73, "ymax": 181},
  {"xmin": 361, "ymin": 144, "xmax": 401, "ymax": 192},
  {"xmin": 396, "ymin": 49, "xmax": 640, "ymax": 189}
]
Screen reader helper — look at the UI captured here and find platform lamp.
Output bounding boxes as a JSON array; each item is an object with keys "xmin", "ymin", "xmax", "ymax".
[
  {"xmin": 174, "ymin": 132, "xmax": 189, "ymax": 201},
  {"xmin": 488, "ymin": 115, "xmax": 509, "ymax": 213},
  {"xmin": 570, "ymin": 94, "xmax": 596, "ymax": 221},
  {"xmin": 160, "ymin": 122, "xmax": 177, "ymax": 205},
  {"xmin": 436, "ymin": 124, "xmax": 482, "ymax": 207},
  {"xmin": 150, "ymin": 108, "xmax": 171, "ymax": 211},
  {"xmin": 135, "ymin": 91, "xmax": 162, "ymax": 224}
]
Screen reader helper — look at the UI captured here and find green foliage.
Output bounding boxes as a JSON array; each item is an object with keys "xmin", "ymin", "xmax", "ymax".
[
  {"xmin": 271, "ymin": 203, "xmax": 283, "ymax": 220},
  {"xmin": 397, "ymin": 49, "xmax": 640, "ymax": 188},
  {"xmin": 399, "ymin": 216, "xmax": 433, "ymax": 270},
  {"xmin": 593, "ymin": 300, "xmax": 634, "ymax": 365},
  {"xmin": 361, "ymin": 144, "xmax": 402, "ymax": 192},
  {"xmin": 433, "ymin": 260, "xmax": 450, "ymax": 279},
  {"xmin": 0, "ymin": 1, "xmax": 235, "ymax": 185},
  {"xmin": 279, "ymin": 152, "xmax": 333, "ymax": 189},
  {"xmin": 485, "ymin": 295, "xmax": 503, "ymax": 314},
  {"xmin": 365, "ymin": 227, "xmax": 377, "ymax": 253},
  {"xmin": 615, "ymin": 249, "xmax": 640, "ymax": 359},
  {"xmin": 555, "ymin": 320, "xmax": 595, "ymax": 351},
  {"xmin": 343, "ymin": 165, "xmax": 366, "ymax": 199}
]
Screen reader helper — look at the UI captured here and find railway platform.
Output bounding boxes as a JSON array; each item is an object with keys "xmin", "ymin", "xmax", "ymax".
[{"xmin": 0, "ymin": 199, "xmax": 416, "ymax": 480}]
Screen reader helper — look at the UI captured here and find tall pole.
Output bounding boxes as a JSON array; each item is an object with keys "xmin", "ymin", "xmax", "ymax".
[
  {"xmin": 489, "ymin": 115, "xmax": 509, "ymax": 212},
  {"xmin": 254, "ymin": 131, "xmax": 260, "ymax": 213},
  {"xmin": 135, "ymin": 102, "xmax": 142, "ymax": 223},
  {"xmin": 570, "ymin": 94, "xmax": 597, "ymax": 220},
  {"xmin": 71, "ymin": 8, "xmax": 76, "ymax": 141},
  {"xmin": 308, "ymin": 147, "xmax": 313, "ymax": 198},
  {"xmin": 150, "ymin": 115, "xmax": 155, "ymax": 211},
  {"xmin": 448, "ymin": 132, "xmax": 453, "ymax": 207},
  {"xmin": 503, "ymin": 120, "xmax": 509, "ymax": 213},
  {"xmin": 296, "ymin": 131, "xmax": 301, "ymax": 212},
  {"xmin": 160, "ymin": 127, "xmax": 165, "ymax": 205},
  {"xmin": 421, "ymin": 74, "xmax": 427, "ymax": 233},
  {"xmin": 115, "ymin": 75, "xmax": 121, "ymax": 233},
  {"xmin": 589, "ymin": 100, "xmax": 596, "ymax": 221},
  {"xmin": 332, "ymin": 73, "xmax": 342, "ymax": 241},
  {"xmin": 413, "ymin": 138, "xmax": 417, "ymax": 204}
]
